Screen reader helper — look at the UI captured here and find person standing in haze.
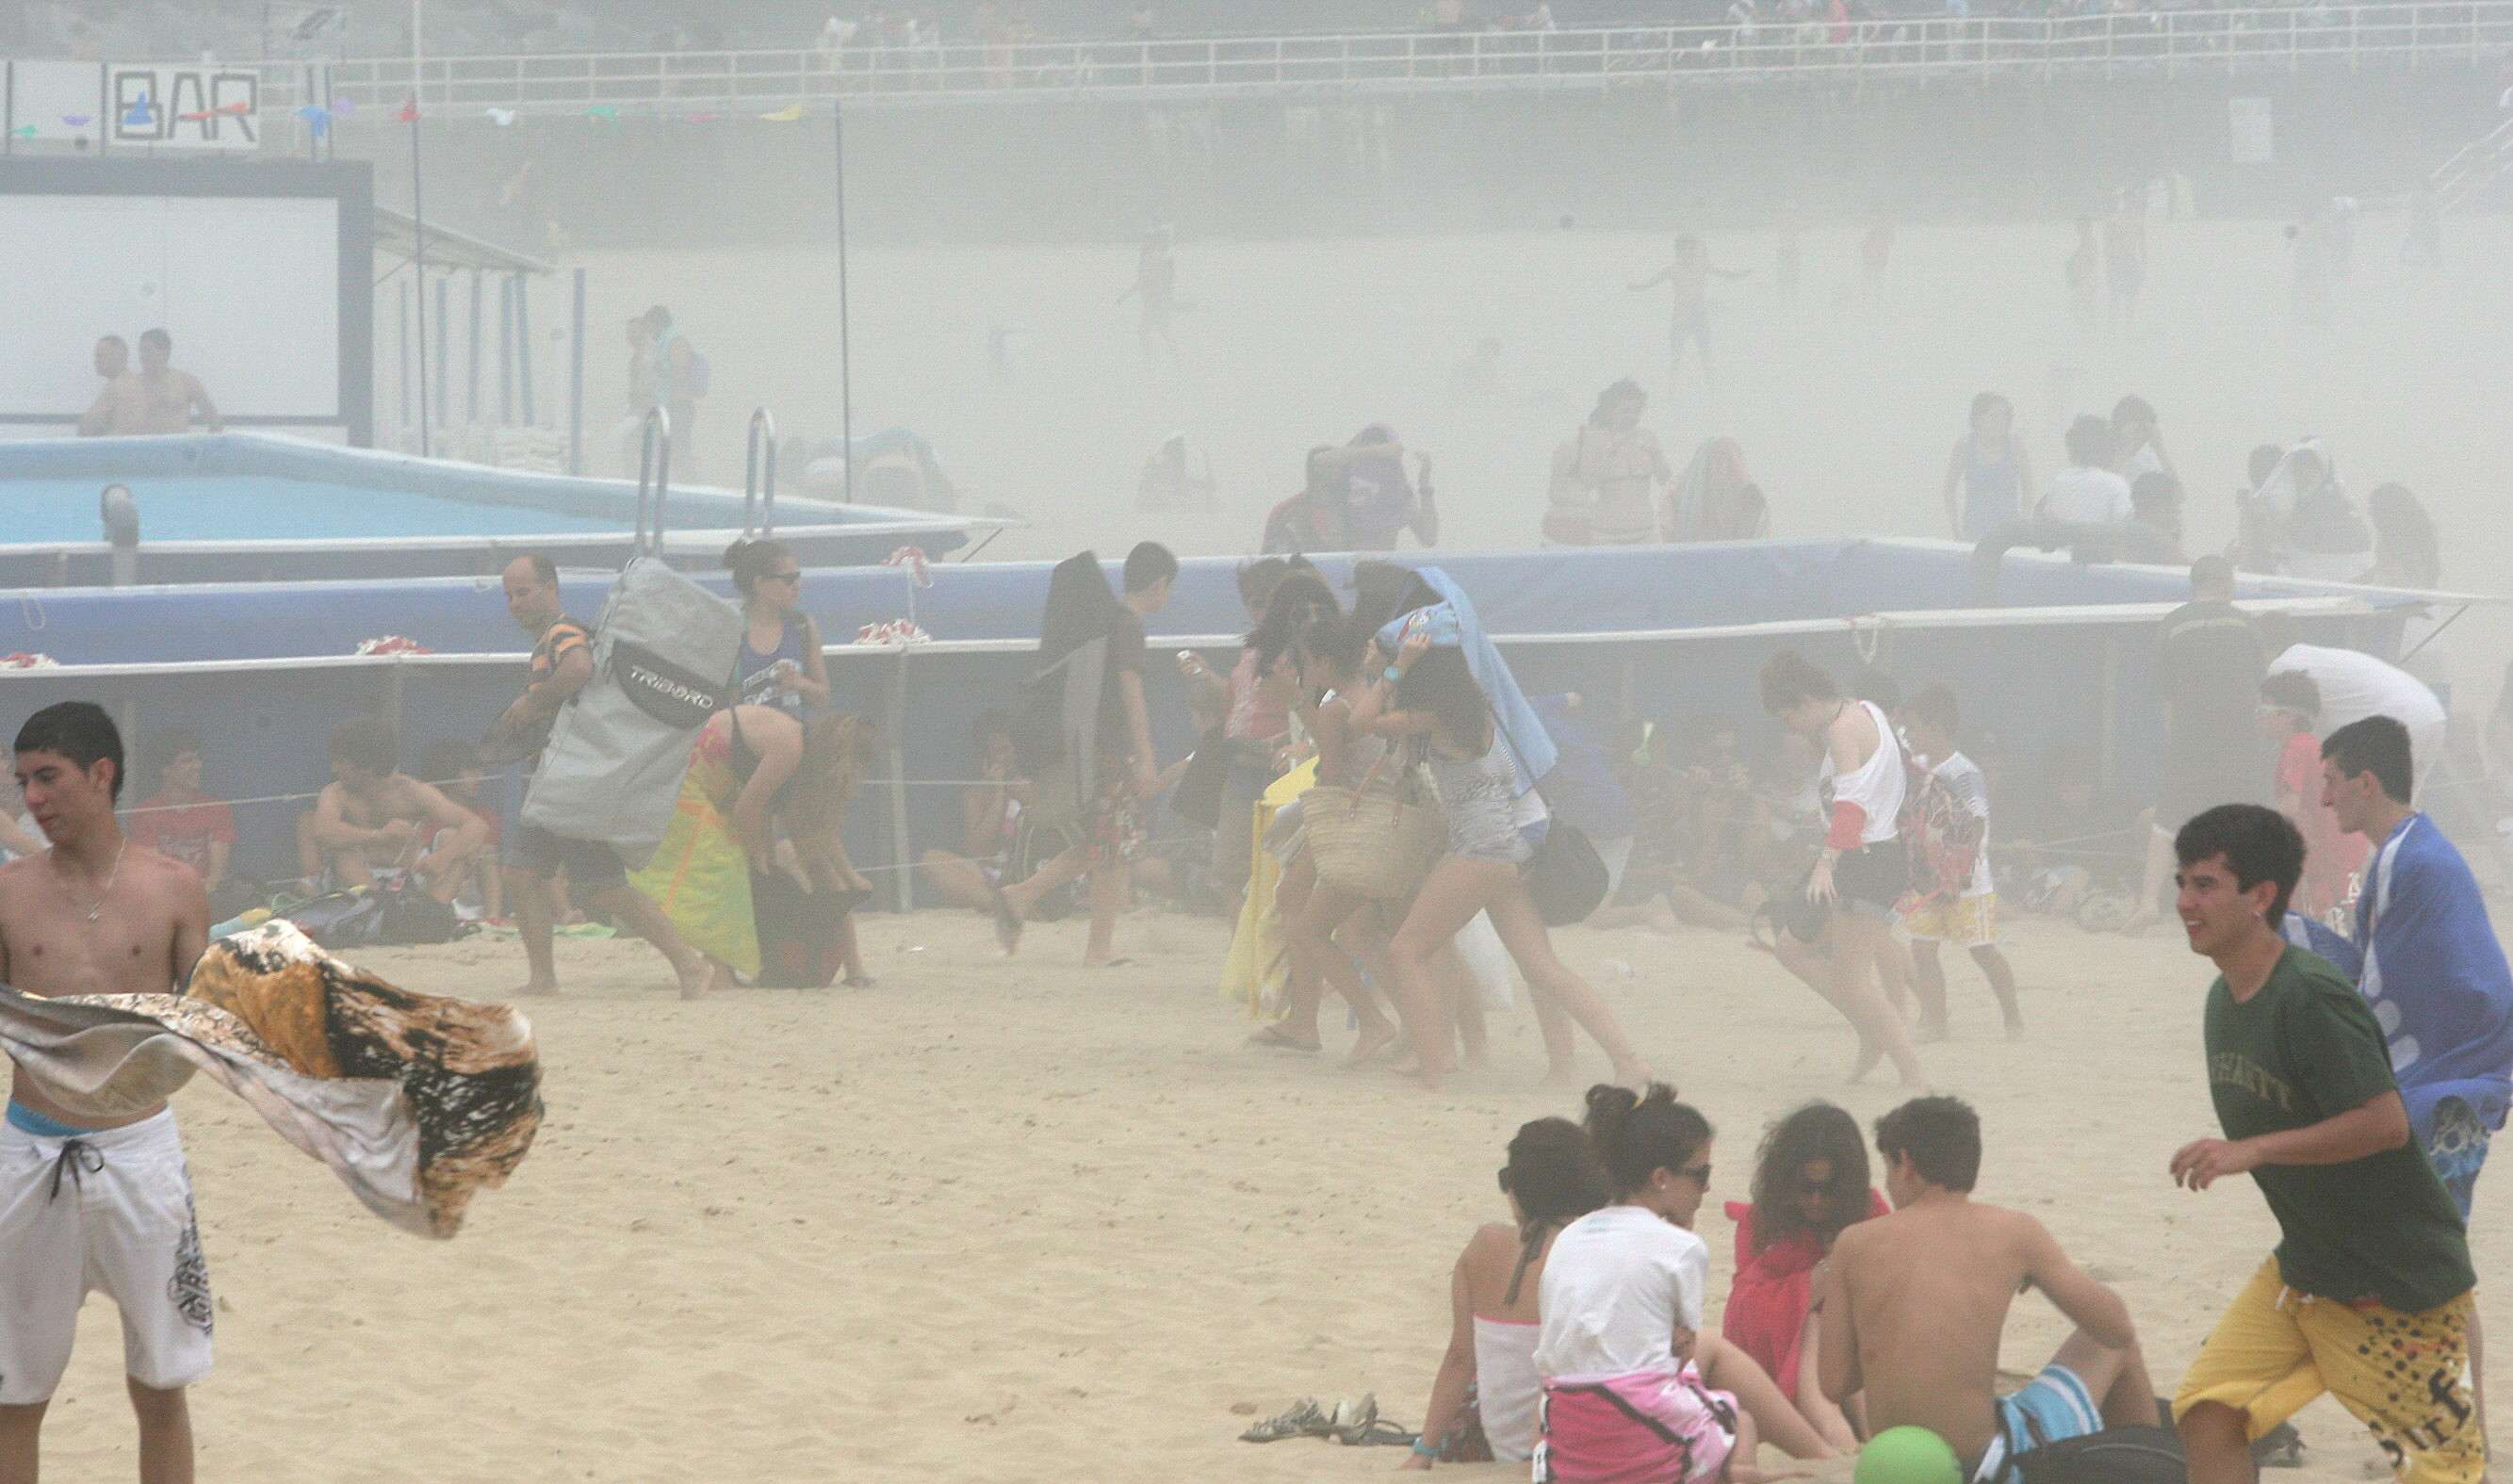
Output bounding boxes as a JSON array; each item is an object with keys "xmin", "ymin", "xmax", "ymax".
[
  {"xmin": 76, "ymin": 334, "xmax": 138, "ymax": 436},
  {"xmin": 1546, "ymin": 380, "xmax": 1672, "ymax": 547},
  {"xmin": 1940, "ymin": 391, "xmax": 2030, "ymax": 540},
  {"xmin": 2129, "ymin": 557, "xmax": 2267, "ymax": 932},
  {"xmin": 129, "ymin": 330, "xmax": 220, "ymax": 435},
  {"xmin": 1628, "ymin": 235, "xmax": 1749, "ymax": 389},
  {"xmin": 488, "ymin": 555, "xmax": 710, "ymax": 1000},
  {"xmin": 1118, "ymin": 225, "xmax": 1179, "ymax": 357},
  {"xmin": 0, "ymin": 702, "xmax": 214, "ymax": 1484}
]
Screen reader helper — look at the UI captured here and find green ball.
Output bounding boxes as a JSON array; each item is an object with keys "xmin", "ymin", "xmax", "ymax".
[{"xmin": 1853, "ymin": 1426, "xmax": 1964, "ymax": 1484}]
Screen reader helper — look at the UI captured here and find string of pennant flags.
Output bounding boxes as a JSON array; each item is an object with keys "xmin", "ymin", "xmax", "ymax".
[
  {"xmin": 8, "ymin": 95, "xmax": 250, "ymax": 137},
  {"xmin": 327, "ymin": 97, "xmax": 824, "ymax": 129}
]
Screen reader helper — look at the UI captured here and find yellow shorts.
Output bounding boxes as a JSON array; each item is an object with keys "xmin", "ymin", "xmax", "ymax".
[
  {"xmin": 1900, "ymin": 891, "xmax": 1997, "ymax": 949},
  {"xmin": 2174, "ymin": 1256, "xmax": 2482, "ymax": 1482}
]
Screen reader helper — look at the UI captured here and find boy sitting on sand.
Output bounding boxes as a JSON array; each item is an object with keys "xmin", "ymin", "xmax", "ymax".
[
  {"xmin": 1819, "ymin": 1096, "xmax": 2157, "ymax": 1480},
  {"xmin": 302, "ymin": 716, "xmax": 488, "ymax": 905}
]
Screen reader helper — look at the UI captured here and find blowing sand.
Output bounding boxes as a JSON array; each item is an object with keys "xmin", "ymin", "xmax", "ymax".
[{"xmin": 30, "ymin": 904, "xmax": 2507, "ymax": 1479}]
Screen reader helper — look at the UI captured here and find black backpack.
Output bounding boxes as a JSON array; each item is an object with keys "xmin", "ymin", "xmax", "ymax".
[{"xmin": 2012, "ymin": 1424, "xmax": 2187, "ymax": 1483}]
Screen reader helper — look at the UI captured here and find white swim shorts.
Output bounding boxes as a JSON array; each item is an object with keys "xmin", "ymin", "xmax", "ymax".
[{"xmin": 0, "ymin": 1106, "xmax": 214, "ymax": 1403}]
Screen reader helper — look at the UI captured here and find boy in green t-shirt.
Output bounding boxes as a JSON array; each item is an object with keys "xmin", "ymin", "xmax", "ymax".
[{"xmin": 2166, "ymin": 803, "xmax": 2483, "ymax": 1483}]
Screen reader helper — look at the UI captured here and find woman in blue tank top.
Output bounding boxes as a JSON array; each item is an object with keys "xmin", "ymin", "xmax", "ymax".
[
  {"xmin": 725, "ymin": 537, "xmax": 830, "ymax": 717},
  {"xmin": 1940, "ymin": 391, "xmax": 2030, "ymax": 541}
]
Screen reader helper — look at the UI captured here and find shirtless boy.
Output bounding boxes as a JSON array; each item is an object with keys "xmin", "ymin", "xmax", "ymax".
[
  {"xmin": 1819, "ymin": 1095, "xmax": 2155, "ymax": 1480},
  {"xmin": 304, "ymin": 715, "xmax": 487, "ymax": 904},
  {"xmin": 128, "ymin": 330, "xmax": 220, "ymax": 436},
  {"xmin": 0, "ymin": 702, "xmax": 214, "ymax": 1484}
]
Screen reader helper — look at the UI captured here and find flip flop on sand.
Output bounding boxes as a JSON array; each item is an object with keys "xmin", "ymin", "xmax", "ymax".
[{"xmin": 1248, "ymin": 1024, "xmax": 1320, "ymax": 1053}]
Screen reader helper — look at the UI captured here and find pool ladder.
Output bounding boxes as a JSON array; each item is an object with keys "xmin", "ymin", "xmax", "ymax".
[
  {"xmin": 631, "ymin": 406, "xmax": 671, "ymax": 557},
  {"xmin": 742, "ymin": 408, "xmax": 777, "ymax": 538}
]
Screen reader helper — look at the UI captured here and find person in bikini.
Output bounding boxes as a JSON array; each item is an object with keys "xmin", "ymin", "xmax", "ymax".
[
  {"xmin": 0, "ymin": 702, "xmax": 215, "ymax": 1484},
  {"xmin": 302, "ymin": 715, "xmax": 489, "ymax": 905},
  {"xmin": 1819, "ymin": 1095, "xmax": 2156, "ymax": 1481}
]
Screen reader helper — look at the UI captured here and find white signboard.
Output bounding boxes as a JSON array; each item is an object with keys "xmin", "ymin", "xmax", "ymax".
[
  {"xmin": 2228, "ymin": 96, "xmax": 2274, "ymax": 166},
  {"xmin": 3, "ymin": 61, "xmax": 260, "ymax": 151}
]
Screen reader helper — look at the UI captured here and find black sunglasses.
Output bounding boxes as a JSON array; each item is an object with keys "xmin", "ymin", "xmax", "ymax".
[
  {"xmin": 763, "ymin": 570, "xmax": 803, "ymax": 584},
  {"xmin": 1496, "ymin": 1166, "xmax": 1513, "ymax": 1194},
  {"xmin": 1678, "ymin": 1163, "xmax": 1713, "ymax": 1186}
]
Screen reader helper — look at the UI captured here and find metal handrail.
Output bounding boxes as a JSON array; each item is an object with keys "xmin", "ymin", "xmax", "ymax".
[
  {"xmin": 631, "ymin": 405, "xmax": 672, "ymax": 557},
  {"xmin": 239, "ymin": 3, "xmax": 2513, "ymax": 115},
  {"xmin": 742, "ymin": 408, "xmax": 778, "ymax": 538}
]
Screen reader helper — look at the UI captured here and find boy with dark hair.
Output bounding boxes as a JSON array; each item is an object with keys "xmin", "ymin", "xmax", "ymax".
[
  {"xmin": 2168, "ymin": 801, "xmax": 2486, "ymax": 1483},
  {"xmin": 304, "ymin": 716, "xmax": 490, "ymax": 905},
  {"xmin": 1, "ymin": 700, "xmax": 215, "ymax": 1482},
  {"xmin": 125, "ymin": 726, "xmax": 237, "ymax": 907},
  {"xmin": 1121, "ymin": 539, "xmax": 1179, "ymax": 599},
  {"xmin": 1000, "ymin": 545, "xmax": 1178, "ymax": 965},
  {"xmin": 1821, "ymin": 1094, "xmax": 2152, "ymax": 1480},
  {"xmin": 1898, "ymin": 686, "xmax": 2024, "ymax": 1040},
  {"xmin": 2323, "ymin": 714, "xmax": 2513, "ymax": 1455}
]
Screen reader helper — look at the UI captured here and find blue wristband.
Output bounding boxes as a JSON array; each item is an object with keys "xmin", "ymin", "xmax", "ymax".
[
  {"xmin": 1411, "ymin": 1437, "xmax": 1439, "ymax": 1458},
  {"xmin": 1382, "ymin": 665, "xmax": 1404, "ymax": 685}
]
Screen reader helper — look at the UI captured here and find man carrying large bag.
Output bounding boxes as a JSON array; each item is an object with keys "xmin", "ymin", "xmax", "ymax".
[{"xmin": 491, "ymin": 480, "xmax": 745, "ymax": 998}]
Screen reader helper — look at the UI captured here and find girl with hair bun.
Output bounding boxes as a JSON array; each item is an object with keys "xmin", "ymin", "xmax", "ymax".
[
  {"xmin": 1532, "ymin": 1085, "xmax": 1834, "ymax": 1481},
  {"xmin": 724, "ymin": 537, "xmax": 830, "ymax": 718},
  {"xmin": 1403, "ymin": 1118, "xmax": 1609, "ymax": 1469}
]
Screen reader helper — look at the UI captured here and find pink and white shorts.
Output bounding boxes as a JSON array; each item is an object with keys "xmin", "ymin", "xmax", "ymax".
[{"xmin": 1536, "ymin": 1365, "xmax": 1739, "ymax": 1483}]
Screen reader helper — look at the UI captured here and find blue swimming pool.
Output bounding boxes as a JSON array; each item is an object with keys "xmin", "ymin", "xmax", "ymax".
[
  {"xmin": 2, "ymin": 474, "xmax": 624, "ymax": 542},
  {"xmin": 0, "ymin": 433, "xmax": 991, "ymax": 584}
]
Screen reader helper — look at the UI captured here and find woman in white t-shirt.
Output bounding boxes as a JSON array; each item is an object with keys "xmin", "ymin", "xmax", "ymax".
[{"xmin": 1534, "ymin": 1084, "xmax": 1834, "ymax": 1482}]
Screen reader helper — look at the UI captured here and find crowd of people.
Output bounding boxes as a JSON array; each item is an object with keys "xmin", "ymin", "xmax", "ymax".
[{"xmin": 1363, "ymin": 719, "xmax": 2505, "ymax": 1478}]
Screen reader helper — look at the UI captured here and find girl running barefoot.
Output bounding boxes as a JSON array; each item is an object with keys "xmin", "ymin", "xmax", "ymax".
[
  {"xmin": 1721, "ymin": 1101, "xmax": 1887, "ymax": 1453},
  {"xmin": 1536, "ymin": 1084, "xmax": 1835, "ymax": 1483},
  {"xmin": 1405, "ymin": 1117, "xmax": 1610, "ymax": 1469},
  {"xmin": 1354, "ymin": 631, "xmax": 1649, "ymax": 1090},
  {"xmin": 1257, "ymin": 612, "xmax": 1402, "ymax": 1059},
  {"xmin": 1757, "ymin": 651, "xmax": 1927, "ymax": 1086}
]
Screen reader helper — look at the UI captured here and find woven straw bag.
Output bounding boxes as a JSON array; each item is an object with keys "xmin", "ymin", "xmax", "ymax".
[{"xmin": 1305, "ymin": 763, "xmax": 1444, "ymax": 901}]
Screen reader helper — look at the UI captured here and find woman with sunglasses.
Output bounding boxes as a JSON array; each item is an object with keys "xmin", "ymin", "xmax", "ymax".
[
  {"xmin": 1534, "ymin": 1084, "xmax": 1834, "ymax": 1482},
  {"xmin": 725, "ymin": 537, "xmax": 831, "ymax": 718},
  {"xmin": 1402, "ymin": 1117, "xmax": 1608, "ymax": 1470},
  {"xmin": 1721, "ymin": 1101, "xmax": 1887, "ymax": 1452}
]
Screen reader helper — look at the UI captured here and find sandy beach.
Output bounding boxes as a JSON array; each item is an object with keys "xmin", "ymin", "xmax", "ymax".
[{"xmin": 28, "ymin": 902, "xmax": 2505, "ymax": 1480}]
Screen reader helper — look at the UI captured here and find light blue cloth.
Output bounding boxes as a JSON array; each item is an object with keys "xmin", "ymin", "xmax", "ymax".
[
  {"xmin": 2355, "ymin": 812, "xmax": 2513, "ymax": 1143},
  {"xmin": 6, "ymin": 1100, "xmax": 99, "ymax": 1138},
  {"xmin": 1374, "ymin": 567, "xmax": 1557, "ymax": 795}
]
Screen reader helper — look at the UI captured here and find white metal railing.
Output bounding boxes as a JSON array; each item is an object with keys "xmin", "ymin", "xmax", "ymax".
[{"xmin": 247, "ymin": 3, "xmax": 2513, "ymax": 115}]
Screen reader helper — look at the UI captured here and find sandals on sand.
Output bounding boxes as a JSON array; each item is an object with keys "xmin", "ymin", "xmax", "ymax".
[
  {"xmin": 1239, "ymin": 1398, "xmax": 1333, "ymax": 1443},
  {"xmin": 1239, "ymin": 1394, "xmax": 1420, "ymax": 1449}
]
